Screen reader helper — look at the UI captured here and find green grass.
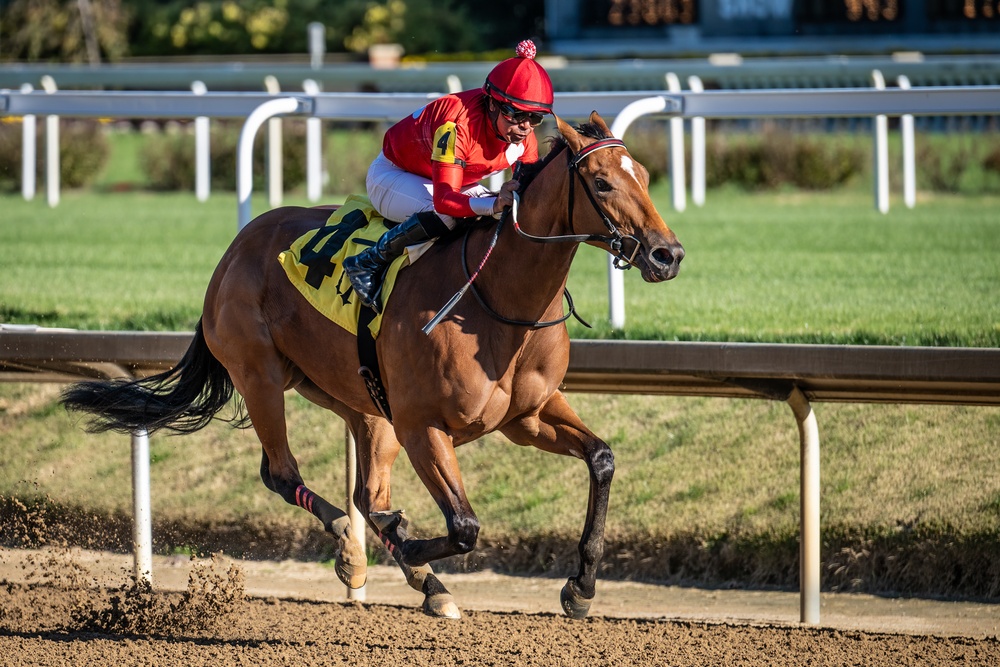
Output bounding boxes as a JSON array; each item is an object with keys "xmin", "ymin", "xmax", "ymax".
[
  {"xmin": 1, "ymin": 186, "xmax": 998, "ymax": 345},
  {"xmin": 1, "ymin": 173, "xmax": 999, "ymax": 597}
]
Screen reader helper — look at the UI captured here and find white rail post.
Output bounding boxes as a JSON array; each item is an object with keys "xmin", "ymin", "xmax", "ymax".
[
  {"xmin": 872, "ymin": 70, "xmax": 890, "ymax": 214},
  {"xmin": 446, "ymin": 75, "xmax": 463, "ymax": 94},
  {"xmin": 191, "ymin": 81, "xmax": 211, "ymax": 202},
  {"xmin": 303, "ymin": 79, "xmax": 323, "ymax": 203},
  {"xmin": 131, "ymin": 428, "xmax": 153, "ymax": 585},
  {"xmin": 344, "ymin": 425, "xmax": 366, "ymax": 601},
  {"xmin": 237, "ymin": 97, "xmax": 309, "ymax": 230},
  {"xmin": 264, "ymin": 75, "xmax": 284, "ymax": 207},
  {"xmin": 687, "ymin": 75, "xmax": 706, "ymax": 207},
  {"xmin": 897, "ymin": 75, "xmax": 916, "ymax": 209},
  {"xmin": 40, "ymin": 75, "xmax": 59, "ymax": 208},
  {"xmin": 787, "ymin": 387, "xmax": 820, "ymax": 625},
  {"xmin": 665, "ymin": 73, "xmax": 687, "ymax": 213},
  {"xmin": 608, "ymin": 95, "xmax": 672, "ymax": 331},
  {"xmin": 20, "ymin": 83, "xmax": 36, "ymax": 201}
]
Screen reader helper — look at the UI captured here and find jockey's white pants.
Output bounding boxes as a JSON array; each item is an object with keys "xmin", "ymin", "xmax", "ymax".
[{"xmin": 366, "ymin": 152, "xmax": 496, "ymax": 231}]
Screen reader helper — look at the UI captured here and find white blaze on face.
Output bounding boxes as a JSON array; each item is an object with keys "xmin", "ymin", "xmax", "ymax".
[{"xmin": 620, "ymin": 155, "xmax": 643, "ymax": 189}]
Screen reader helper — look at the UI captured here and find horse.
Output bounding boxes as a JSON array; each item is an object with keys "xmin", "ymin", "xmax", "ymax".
[{"xmin": 61, "ymin": 111, "xmax": 684, "ymax": 620}]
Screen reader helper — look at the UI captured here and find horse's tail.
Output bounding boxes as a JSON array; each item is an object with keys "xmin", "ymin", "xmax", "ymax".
[{"xmin": 61, "ymin": 319, "xmax": 250, "ymax": 435}]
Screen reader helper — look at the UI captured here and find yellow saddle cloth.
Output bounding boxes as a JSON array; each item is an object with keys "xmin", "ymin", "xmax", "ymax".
[{"xmin": 277, "ymin": 195, "xmax": 406, "ymax": 338}]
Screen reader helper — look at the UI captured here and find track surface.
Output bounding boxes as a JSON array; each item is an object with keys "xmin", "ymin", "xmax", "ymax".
[{"xmin": 2, "ymin": 548, "xmax": 999, "ymax": 666}]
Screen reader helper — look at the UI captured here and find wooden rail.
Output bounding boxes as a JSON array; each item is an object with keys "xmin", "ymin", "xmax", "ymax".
[{"xmin": 3, "ymin": 327, "xmax": 1000, "ymax": 625}]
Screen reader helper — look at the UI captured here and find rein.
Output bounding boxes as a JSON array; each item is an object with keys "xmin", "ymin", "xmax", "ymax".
[
  {"xmin": 422, "ymin": 135, "xmax": 635, "ymax": 335},
  {"xmin": 461, "ymin": 216, "xmax": 591, "ymax": 329},
  {"xmin": 512, "ymin": 137, "xmax": 641, "ymax": 270}
]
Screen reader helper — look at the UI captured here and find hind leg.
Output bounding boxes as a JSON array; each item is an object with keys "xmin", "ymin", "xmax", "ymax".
[
  {"xmin": 213, "ymin": 334, "xmax": 366, "ymax": 589},
  {"xmin": 349, "ymin": 413, "xmax": 460, "ymax": 619}
]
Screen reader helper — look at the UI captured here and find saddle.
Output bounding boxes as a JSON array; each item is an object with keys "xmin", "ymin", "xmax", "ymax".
[{"xmin": 278, "ymin": 195, "xmax": 407, "ymax": 420}]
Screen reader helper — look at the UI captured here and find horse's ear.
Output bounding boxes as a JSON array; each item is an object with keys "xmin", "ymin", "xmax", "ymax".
[
  {"xmin": 555, "ymin": 114, "xmax": 586, "ymax": 153},
  {"xmin": 589, "ymin": 111, "xmax": 614, "ymax": 138}
]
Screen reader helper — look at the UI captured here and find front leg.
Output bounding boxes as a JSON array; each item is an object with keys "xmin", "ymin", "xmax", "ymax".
[
  {"xmin": 501, "ymin": 391, "xmax": 614, "ymax": 619},
  {"xmin": 391, "ymin": 424, "xmax": 481, "ymax": 567}
]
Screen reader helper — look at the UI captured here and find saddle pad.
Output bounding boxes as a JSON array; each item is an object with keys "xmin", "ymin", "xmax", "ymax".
[{"xmin": 277, "ymin": 194, "xmax": 406, "ymax": 338}]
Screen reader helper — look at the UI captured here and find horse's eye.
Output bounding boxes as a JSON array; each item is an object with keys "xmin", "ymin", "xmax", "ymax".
[{"xmin": 594, "ymin": 177, "xmax": 612, "ymax": 192}]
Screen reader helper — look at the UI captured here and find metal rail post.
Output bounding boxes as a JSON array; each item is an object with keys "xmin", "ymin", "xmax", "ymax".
[
  {"xmin": 665, "ymin": 73, "xmax": 687, "ymax": 213},
  {"xmin": 688, "ymin": 75, "xmax": 706, "ymax": 208},
  {"xmin": 608, "ymin": 94, "xmax": 681, "ymax": 331},
  {"xmin": 264, "ymin": 76, "xmax": 284, "ymax": 208},
  {"xmin": 192, "ymin": 81, "xmax": 211, "ymax": 202},
  {"xmin": 20, "ymin": 83, "xmax": 36, "ymax": 201},
  {"xmin": 344, "ymin": 426, "xmax": 366, "ymax": 601},
  {"xmin": 303, "ymin": 79, "xmax": 323, "ymax": 203},
  {"xmin": 897, "ymin": 75, "xmax": 916, "ymax": 209},
  {"xmin": 40, "ymin": 76, "xmax": 59, "ymax": 208},
  {"xmin": 131, "ymin": 428, "xmax": 153, "ymax": 585},
  {"xmin": 872, "ymin": 70, "xmax": 890, "ymax": 214},
  {"xmin": 237, "ymin": 96, "xmax": 310, "ymax": 230},
  {"xmin": 787, "ymin": 387, "xmax": 820, "ymax": 625}
]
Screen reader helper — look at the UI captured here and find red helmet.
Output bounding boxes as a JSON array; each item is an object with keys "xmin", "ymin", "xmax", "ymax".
[{"xmin": 483, "ymin": 40, "xmax": 553, "ymax": 114}]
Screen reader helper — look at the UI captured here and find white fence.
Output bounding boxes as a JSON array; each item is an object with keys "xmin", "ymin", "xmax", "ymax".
[{"xmin": 4, "ymin": 83, "xmax": 1000, "ymax": 330}]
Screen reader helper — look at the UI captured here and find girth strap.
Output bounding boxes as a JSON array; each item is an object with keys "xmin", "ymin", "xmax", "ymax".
[{"xmin": 357, "ymin": 304, "xmax": 393, "ymax": 422}]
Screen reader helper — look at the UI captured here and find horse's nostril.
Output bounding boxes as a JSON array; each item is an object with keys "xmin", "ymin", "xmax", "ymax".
[{"xmin": 652, "ymin": 247, "xmax": 675, "ymax": 267}]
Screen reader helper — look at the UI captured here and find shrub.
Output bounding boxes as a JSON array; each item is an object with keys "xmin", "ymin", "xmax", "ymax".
[
  {"xmin": 917, "ymin": 142, "xmax": 969, "ymax": 193},
  {"xmin": 982, "ymin": 143, "xmax": 1000, "ymax": 176},
  {"xmin": 140, "ymin": 120, "xmax": 307, "ymax": 191},
  {"xmin": 705, "ymin": 130, "xmax": 864, "ymax": 191},
  {"xmin": 0, "ymin": 119, "xmax": 109, "ymax": 191},
  {"xmin": 788, "ymin": 134, "xmax": 865, "ymax": 189}
]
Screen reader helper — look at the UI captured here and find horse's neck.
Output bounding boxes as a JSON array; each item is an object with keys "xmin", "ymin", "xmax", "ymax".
[{"xmin": 470, "ymin": 188, "xmax": 577, "ymax": 324}]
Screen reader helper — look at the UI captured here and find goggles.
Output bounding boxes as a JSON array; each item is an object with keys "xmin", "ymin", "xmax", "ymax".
[{"xmin": 496, "ymin": 101, "xmax": 546, "ymax": 127}]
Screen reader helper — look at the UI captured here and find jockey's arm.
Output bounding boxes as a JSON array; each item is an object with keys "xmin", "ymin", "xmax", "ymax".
[{"xmin": 431, "ymin": 162, "xmax": 500, "ymax": 219}]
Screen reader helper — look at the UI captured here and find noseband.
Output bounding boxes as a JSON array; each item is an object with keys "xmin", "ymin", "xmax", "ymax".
[{"xmin": 512, "ymin": 137, "xmax": 641, "ymax": 270}]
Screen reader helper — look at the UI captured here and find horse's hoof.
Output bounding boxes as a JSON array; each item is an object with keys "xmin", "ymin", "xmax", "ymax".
[
  {"xmin": 335, "ymin": 538, "xmax": 368, "ymax": 589},
  {"xmin": 423, "ymin": 593, "xmax": 462, "ymax": 619},
  {"xmin": 560, "ymin": 579, "xmax": 593, "ymax": 620},
  {"xmin": 335, "ymin": 557, "xmax": 367, "ymax": 590}
]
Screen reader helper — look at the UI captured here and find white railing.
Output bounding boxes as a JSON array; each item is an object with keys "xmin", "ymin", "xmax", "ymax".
[{"xmin": 4, "ymin": 84, "xmax": 1000, "ymax": 331}]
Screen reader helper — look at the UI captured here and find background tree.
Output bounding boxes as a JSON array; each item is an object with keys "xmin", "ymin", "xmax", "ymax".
[
  {"xmin": 0, "ymin": 0, "xmax": 130, "ymax": 62},
  {"xmin": 0, "ymin": 0, "xmax": 545, "ymax": 61}
]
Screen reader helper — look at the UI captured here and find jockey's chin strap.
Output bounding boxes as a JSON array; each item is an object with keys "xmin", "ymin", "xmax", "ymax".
[{"xmin": 512, "ymin": 137, "xmax": 641, "ymax": 271}]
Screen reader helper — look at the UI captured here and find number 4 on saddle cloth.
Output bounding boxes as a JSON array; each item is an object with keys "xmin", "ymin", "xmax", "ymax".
[
  {"xmin": 278, "ymin": 194, "xmax": 411, "ymax": 340},
  {"xmin": 278, "ymin": 194, "xmax": 412, "ymax": 421}
]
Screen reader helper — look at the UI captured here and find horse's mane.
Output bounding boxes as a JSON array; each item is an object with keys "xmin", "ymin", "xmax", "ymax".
[
  {"xmin": 517, "ymin": 122, "xmax": 612, "ymax": 195},
  {"xmin": 451, "ymin": 121, "xmax": 611, "ymax": 237}
]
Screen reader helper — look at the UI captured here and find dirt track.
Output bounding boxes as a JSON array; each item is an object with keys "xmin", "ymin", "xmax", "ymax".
[{"xmin": 3, "ymin": 548, "xmax": 1000, "ymax": 666}]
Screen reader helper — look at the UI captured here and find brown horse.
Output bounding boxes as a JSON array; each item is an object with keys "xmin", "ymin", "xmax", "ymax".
[{"xmin": 62, "ymin": 112, "xmax": 683, "ymax": 620}]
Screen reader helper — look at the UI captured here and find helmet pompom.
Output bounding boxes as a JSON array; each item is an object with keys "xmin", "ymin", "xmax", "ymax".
[{"xmin": 483, "ymin": 39, "xmax": 552, "ymax": 113}]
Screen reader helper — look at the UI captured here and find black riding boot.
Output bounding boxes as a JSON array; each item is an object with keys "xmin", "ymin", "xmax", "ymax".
[{"xmin": 343, "ymin": 210, "xmax": 447, "ymax": 312}]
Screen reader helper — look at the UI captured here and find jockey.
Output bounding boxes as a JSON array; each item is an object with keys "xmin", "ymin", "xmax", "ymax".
[{"xmin": 343, "ymin": 39, "xmax": 554, "ymax": 312}]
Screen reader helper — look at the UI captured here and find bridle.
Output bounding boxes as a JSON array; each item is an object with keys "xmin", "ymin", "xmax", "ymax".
[
  {"xmin": 511, "ymin": 137, "xmax": 642, "ymax": 271},
  {"xmin": 423, "ymin": 136, "xmax": 641, "ymax": 334}
]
